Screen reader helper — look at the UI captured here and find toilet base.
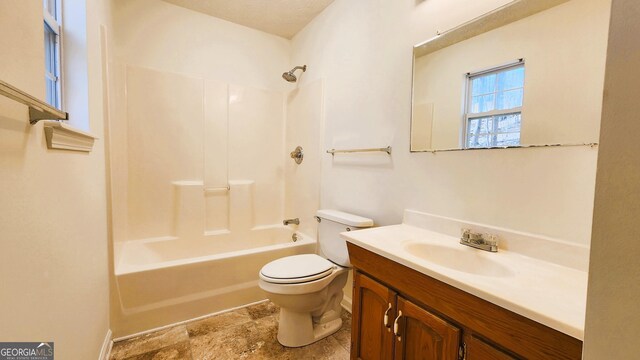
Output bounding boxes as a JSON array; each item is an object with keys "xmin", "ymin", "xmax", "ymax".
[
  {"xmin": 276, "ymin": 308, "xmax": 343, "ymax": 347},
  {"xmin": 259, "ymin": 264, "xmax": 350, "ymax": 348}
]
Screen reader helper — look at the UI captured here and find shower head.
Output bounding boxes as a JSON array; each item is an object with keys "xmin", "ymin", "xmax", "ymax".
[
  {"xmin": 282, "ymin": 72, "xmax": 297, "ymax": 82},
  {"xmin": 282, "ymin": 65, "xmax": 307, "ymax": 82}
]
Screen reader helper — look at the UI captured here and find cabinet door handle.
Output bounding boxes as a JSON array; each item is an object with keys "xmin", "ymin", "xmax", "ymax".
[
  {"xmin": 383, "ymin": 303, "xmax": 392, "ymax": 331},
  {"xmin": 393, "ymin": 310, "xmax": 403, "ymax": 341}
]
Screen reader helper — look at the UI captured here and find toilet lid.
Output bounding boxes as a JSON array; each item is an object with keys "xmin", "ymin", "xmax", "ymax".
[{"xmin": 260, "ymin": 254, "xmax": 336, "ymax": 284}]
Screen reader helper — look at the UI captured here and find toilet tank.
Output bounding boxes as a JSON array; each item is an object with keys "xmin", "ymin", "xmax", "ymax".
[{"xmin": 316, "ymin": 209, "xmax": 374, "ymax": 267}]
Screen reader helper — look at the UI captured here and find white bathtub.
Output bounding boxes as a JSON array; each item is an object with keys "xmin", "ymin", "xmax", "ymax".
[{"xmin": 113, "ymin": 226, "xmax": 315, "ymax": 336}]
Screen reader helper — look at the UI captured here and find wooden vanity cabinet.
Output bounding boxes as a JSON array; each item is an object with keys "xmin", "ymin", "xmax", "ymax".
[
  {"xmin": 352, "ymin": 273, "xmax": 460, "ymax": 360},
  {"xmin": 348, "ymin": 243, "xmax": 583, "ymax": 360},
  {"xmin": 394, "ymin": 296, "xmax": 461, "ymax": 360},
  {"xmin": 351, "ymin": 273, "xmax": 396, "ymax": 360},
  {"xmin": 464, "ymin": 335, "xmax": 516, "ymax": 360}
]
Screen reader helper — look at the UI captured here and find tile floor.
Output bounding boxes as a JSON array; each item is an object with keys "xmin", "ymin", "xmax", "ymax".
[{"xmin": 110, "ymin": 302, "xmax": 351, "ymax": 360}]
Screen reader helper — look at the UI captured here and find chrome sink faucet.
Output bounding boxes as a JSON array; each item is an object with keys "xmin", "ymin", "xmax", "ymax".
[
  {"xmin": 460, "ymin": 228, "xmax": 498, "ymax": 252},
  {"xmin": 283, "ymin": 218, "xmax": 300, "ymax": 226}
]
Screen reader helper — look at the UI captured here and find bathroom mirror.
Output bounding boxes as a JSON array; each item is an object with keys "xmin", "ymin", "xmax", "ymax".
[{"xmin": 410, "ymin": 0, "xmax": 610, "ymax": 152}]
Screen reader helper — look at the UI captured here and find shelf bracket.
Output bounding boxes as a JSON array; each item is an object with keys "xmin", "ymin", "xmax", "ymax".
[{"xmin": 29, "ymin": 106, "xmax": 69, "ymax": 125}]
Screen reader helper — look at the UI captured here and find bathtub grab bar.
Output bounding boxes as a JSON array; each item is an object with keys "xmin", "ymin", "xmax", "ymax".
[
  {"xmin": 326, "ymin": 146, "xmax": 392, "ymax": 155},
  {"xmin": 0, "ymin": 79, "xmax": 69, "ymax": 124}
]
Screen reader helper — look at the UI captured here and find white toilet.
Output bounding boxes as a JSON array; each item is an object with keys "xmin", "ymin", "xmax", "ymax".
[{"xmin": 258, "ymin": 209, "xmax": 373, "ymax": 347}]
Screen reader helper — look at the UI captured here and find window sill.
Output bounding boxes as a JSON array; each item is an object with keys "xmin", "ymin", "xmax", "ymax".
[{"xmin": 43, "ymin": 120, "xmax": 97, "ymax": 152}]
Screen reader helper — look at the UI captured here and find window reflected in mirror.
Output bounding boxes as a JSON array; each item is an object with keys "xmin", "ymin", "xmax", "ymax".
[
  {"xmin": 410, "ymin": 0, "xmax": 609, "ymax": 152},
  {"xmin": 465, "ymin": 62, "xmax": 524, "ymax": 148}
]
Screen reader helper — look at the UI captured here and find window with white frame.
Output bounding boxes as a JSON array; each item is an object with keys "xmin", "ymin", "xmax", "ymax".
[
  {"xmin": 44, "ymin": 0, "xmax": 62, "ymax": 109},
  {"xmin": 465, "ymin": 61, "xmax": 525, "ymax": 148}
]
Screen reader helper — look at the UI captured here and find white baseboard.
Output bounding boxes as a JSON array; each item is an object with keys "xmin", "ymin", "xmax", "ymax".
[
  {"xmin": 113, "ymin": 299, "xmax": 269, "ymax": 343},
  {"xmin": 99, "ymin": 329, "xmax": 113, "ymax": 360},
  {"xmin": 341, "ymin": 295, "xmax": 352, "ymax": 313}
]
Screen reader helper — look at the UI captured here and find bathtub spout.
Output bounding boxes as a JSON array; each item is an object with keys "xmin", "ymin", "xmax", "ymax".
[{"xmin": 283, "ymin": 218, "xmax": 300, "ymax": 226}]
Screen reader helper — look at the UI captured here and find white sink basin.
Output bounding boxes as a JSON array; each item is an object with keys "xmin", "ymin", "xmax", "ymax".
[
  {"xmin": 342, "ymin": 223, "xmax": 588, "ymax": 340},
  {"xmin": 403, "ymin": 242, "xmax": 514, "ymax": 277}
]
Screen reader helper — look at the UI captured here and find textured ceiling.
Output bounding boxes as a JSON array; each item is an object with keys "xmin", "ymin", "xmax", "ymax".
[{"xmin": 162, "ymin": 0, "xmax": 335, "ymax": 39}]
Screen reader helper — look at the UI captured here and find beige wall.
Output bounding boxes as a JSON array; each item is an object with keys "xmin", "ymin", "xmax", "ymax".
[
  {"xmin": 0, "ymin": 0, "xmax": 112, "ymax": 358},
  {"xmin": 413, "ymin": 0, "xmax": 609, "ymax": 148},
  {"xmin": 284, "ymin": 80, "xmax": 324, "ymax": 239},
  {"xmin": 291, "ymin": 0, "xmax": 600, "ymax": 248},
  {"xmin": 112, "ymin": 0, "xmax": 291, "ymax": 92},
  {"xmin": 583, "ymin": 0, "xmax": 640, "ymax": 357}
]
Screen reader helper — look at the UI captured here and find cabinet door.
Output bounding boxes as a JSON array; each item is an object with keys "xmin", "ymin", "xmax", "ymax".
[
  {"xmin": 352, "ymin": 271, "xmax": 397, "ymax": 360},
  {"xmin": 394, "ymin": 297, "xmax": 461, "ymax": 360},
  {"xmin": 465, "ymin": 335, "xmax": 518, "ymax": 360}
]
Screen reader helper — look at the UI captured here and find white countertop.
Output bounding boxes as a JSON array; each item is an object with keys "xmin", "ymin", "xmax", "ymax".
[{"xmin": 342, "ymin": 224, "xmax": 587, "ymax": 340}]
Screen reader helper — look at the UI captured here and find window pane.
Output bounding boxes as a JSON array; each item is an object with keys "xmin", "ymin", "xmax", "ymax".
[
  {"xmin": 44, "ymin": 23, "xmax": 59, "ymax": 108},
  {"xmin": 479, "ymin": 117, "xmax": 493, "ymax": 133},
  {"xmin": 496, "ymin": 88, "xmax": 523, "ymax": 110},
  {"xmin": 468, "ymin": 118, "xmax": 480, "ymax": 135},
  {"xmin": 467, "ymin": 116, "xmax": 492, "ymax": 148},
  {"xmin": 497, "ymin": 66, "xmax": 525, "ymax": 91},
  {"xmin": 467, "ymin": 114, "xmax": 521, "ymax": 148},
  {"xmin": 467, "ymin": 133, "xmax": 476, "ymax": 146},
  {"xmin": 471, "ymin": 74, "xmax": 496, "ymax": 96},
  {"xmin": 496, "ymin": 132, "xmax": 521, "ymax": 146},
  {"xmin": 468, "ymin": 116, "xmax": 493, "ymax": 134},
  {"xmin": 496, "ymin": 113, "xmax": 521, "ymax": 132},
  {"xmin": 46, "ymin": 77, "xmax": 56, "ymax": 106},
  {"xmin": 468, "ymin": 134, "xmax": 490, "ymax": 148},
  {"xmin": 44, "ymin": 24, "xmax": 56, "ymax": 73},
  {"xmin": 471, "ymin": 94, "xmax": 495, "ymax": 113},
  {"xmin": 43, "ymin": 0, "xmax": 61, "ymax": 110}
]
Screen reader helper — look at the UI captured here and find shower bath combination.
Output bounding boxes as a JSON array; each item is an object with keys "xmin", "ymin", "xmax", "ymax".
[{"xmin": 282, "ymin": 65, "xmax": 307, "ymax": 82}]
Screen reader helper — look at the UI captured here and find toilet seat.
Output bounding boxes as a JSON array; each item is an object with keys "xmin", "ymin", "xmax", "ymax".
[{"xmin": 260, "ymin": 254, "xmax": 336, "ymax": 284}]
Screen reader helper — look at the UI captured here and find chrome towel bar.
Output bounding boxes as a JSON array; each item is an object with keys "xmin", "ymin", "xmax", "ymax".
[
  {"xmin": 0, "ymin": 79, "xmax": 68, "ymax": 124},
  {"xmin": 326, "ymin": 146, "xmax": 392, "ymax": 155}
]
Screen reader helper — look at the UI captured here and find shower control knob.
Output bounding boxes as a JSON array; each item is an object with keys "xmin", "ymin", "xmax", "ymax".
[{"xmin": 290, "ymin": 146, "xmax": 304, "ymax": 164}]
